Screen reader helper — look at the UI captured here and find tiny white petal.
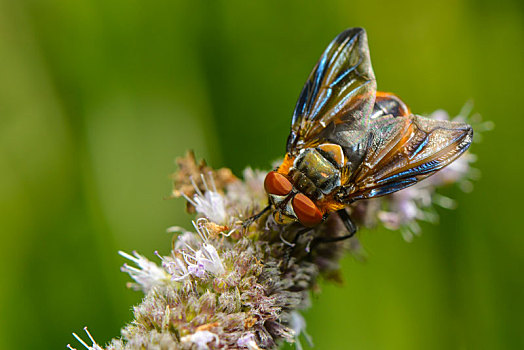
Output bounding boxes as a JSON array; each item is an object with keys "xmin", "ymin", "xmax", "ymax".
[
  {"xmin": 201, "ymin": 243, "xmax": 226, "ymax": 275},
  {"xmin": 184, "ymin": 174, "xmax": 230, "ymax": 225},
  {"xmin": 237, "ymin": 332, "xmax": 260, "ymax": 349},
  {"xmin": 193, "ymin": 190, "xmax": 228, "ymax": 224},
  {"xmin": 290, "ymin": 312, "xmax": 313, "ymax": 350},
  {"xmin": 70, "ymin": 328, "xmax": 103, "ymax": 350},
  {"xmin": 430, "ymin": 109, "xmax": 450, "ymax": 121},
  {"xmin": 119, "ymin": 251, "xmax": 171, "ymax": 291},
  {"xmin": 181, "ymin": 330, "xmax": 219, "ymax": 350}
]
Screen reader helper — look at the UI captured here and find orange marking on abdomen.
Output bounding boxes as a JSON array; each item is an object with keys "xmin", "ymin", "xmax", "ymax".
[{"xmin": 376, "ymin": 91, "xmax": 411, "ymax": 116}]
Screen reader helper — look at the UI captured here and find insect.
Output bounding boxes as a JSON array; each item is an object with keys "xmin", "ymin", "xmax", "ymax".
[{"xmin": 257, "ymin": 27, "xmax": 472, "ymax": 239}]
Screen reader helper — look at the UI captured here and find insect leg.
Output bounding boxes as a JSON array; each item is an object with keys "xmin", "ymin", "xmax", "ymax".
[
  {"xmin": 313, "ymin": 209, "xmax": 357, "ymax": 244},
  {"xmin": 283, "ymin": 227, "xmax": 312, "ymax": 268},
  {"xmin": 337, "ymin": 209, "xmax": 357, "ymax": 238},
  {"xmin": 242, "ymin": 204, "xmax": 271, "ymax": 230}
]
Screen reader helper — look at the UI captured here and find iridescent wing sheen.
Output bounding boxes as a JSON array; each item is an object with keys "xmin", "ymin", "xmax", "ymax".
[
  {"xmin": 286, "ymin": 28, "xmax": 377, "ymax": 154},
  {"xmin": 341, "ymin": 114, "xmax": 473, "ymax": 201}
]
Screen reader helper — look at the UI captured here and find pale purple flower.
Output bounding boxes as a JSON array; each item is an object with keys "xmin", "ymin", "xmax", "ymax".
[
  {"xmin": 160, "ymin": 254, "xmax": 190, "ymax": 282},
  {"xmin": 69, "ymin": 112, "xmax": 482, "ymax": 349},
  {"xmin": 161, "ymin": 219, "xmax": 225, "ymax": 282}
]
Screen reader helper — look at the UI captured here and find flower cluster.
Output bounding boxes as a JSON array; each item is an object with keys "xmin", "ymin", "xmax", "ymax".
[{"xmin": 69, "ymin": 107, "xmax": 485, "ymax": 349}]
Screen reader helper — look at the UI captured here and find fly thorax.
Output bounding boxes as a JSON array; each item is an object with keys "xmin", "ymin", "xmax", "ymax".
[{"xmin": 289, "ymin": 146, "xmax": 343, "ymax": 199}]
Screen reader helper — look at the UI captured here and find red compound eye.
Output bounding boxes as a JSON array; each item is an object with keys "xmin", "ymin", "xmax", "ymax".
[
  {"xmin": 292, "ymin": 193, "xmax": 323, "ymax": 227},
  {"xmin": 264, "ymin": 171, "xmax": 292, "ymax": 196}
]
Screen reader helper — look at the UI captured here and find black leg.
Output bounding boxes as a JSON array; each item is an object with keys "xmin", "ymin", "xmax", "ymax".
[
  {"xmin": 283, "ymin": 227, "xmax": 312, "ymax": 266},
  {"xmin": 290, "ymin": 227, "xmax": 311, "ymax": 246},
  {"xmin": 242, "ymin": 204, "xmax": 271, "ymax": 229},
  {"xmin": 337, "ymin": 209, "xmax": 357, "ymax": 238},
  {"xmin": 313, "ymin": 209, "xmax": 357, "ymax": 244}
]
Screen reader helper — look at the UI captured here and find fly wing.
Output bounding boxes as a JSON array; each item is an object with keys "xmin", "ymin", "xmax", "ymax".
[
  {"xmin": 286, "ymin": 28, "xmax": 377, "ymax": 154},
  {"xmin": 342, "ymin": 114, "xmax": 473, "ymax": 201}
]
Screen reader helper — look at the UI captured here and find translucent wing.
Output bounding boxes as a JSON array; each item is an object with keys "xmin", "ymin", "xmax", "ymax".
[
  {"xmin": 342, "ymin": 114, "xmax": 473, "ymax": 201},
  {"xmin": 286, "ymin": 28, "xmax": 377, "ymax": 154}
]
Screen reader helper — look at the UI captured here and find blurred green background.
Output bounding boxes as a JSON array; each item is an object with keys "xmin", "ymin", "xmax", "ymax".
[{"xmin": 1, "ymin": 0, "xmax": 523, "ymax": 349}]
